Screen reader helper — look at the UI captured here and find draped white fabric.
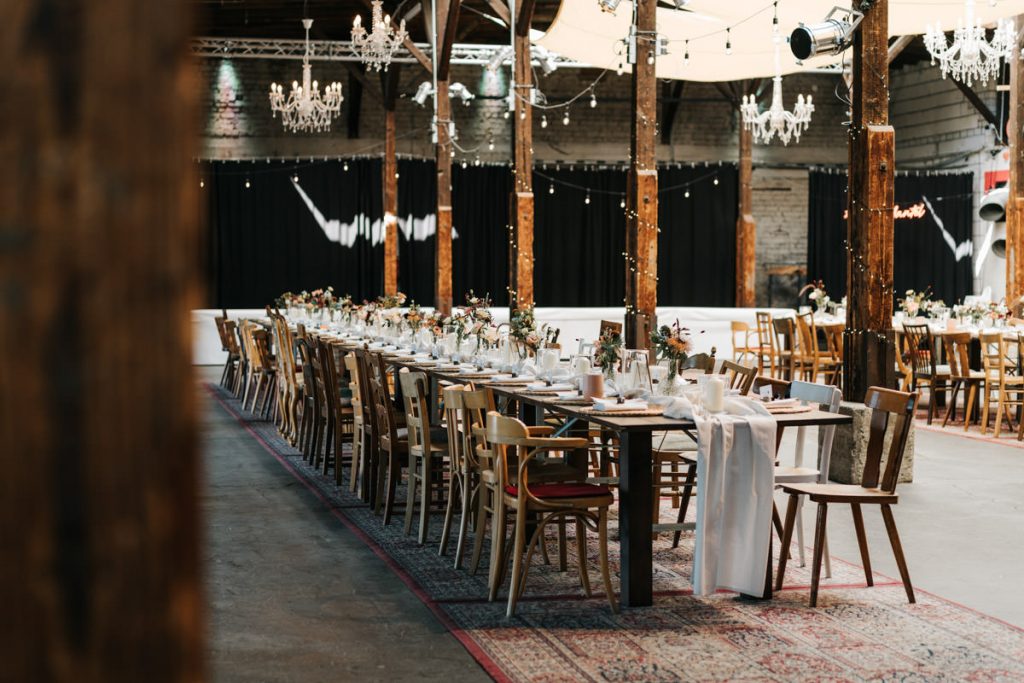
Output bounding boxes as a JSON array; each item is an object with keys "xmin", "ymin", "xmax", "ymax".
[
  {"xmin": 537, "ymin": 0, "xmax": 1024, "ymax": 82},
  {"xmin": 692, "ymin": 411, "xmax": 777, "ymax": 597}
]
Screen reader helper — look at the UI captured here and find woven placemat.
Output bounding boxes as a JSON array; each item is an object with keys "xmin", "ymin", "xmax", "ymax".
[
  {"xmin": 765, "ymin": 403, "xmax": 816, "ymax": 414},
  {"xmin": 552, "ymin": 398, "xmax": 594, "ymax": 406},
  {"xmin": 580, "ymin": 405, "xmax": 666, "ymax": 417},
  {"xmin": 478, "ymin": 378, "xmax": 531, "ymax": 386}
]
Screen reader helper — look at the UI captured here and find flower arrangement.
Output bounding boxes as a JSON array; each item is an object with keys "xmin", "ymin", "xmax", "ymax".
[
  {"xmin": 651, "ymin": 320, "xmax": 694, "ymax": 376},
  {"xmin": 308, "ymin": 287, "xmax": 335, "ymax": 310},
  {"xmin": 377, "ymin": 291, "xmax": 407, "ymax": 309},
  {"xmin": 594, "ymin": 329, "xmax": 623, "ymax": 378},
  {"xmin": 423, "ymin": 311, "xmax": 446, "ymax": 339},
  {"xmin": 403, "ymin": 302, "xmax": 424, "ymax": 333},
  {"xmin": 799, "ymin": 280, "xmax": 830, "ymax": 312}
]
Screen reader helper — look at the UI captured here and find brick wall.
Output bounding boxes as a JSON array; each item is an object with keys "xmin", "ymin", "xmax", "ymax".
[{"xmin": 200, "ymin": 55, "xmax": 1002, "ymax": 301}]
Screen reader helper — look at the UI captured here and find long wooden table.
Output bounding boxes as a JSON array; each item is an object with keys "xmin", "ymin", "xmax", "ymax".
[{"xmin": 323, "ymin": 335, "xmax": 853, "ymax": 607}]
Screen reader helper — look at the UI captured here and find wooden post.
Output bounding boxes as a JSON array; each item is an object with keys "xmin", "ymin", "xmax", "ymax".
[
  {"xmin": 1, "ymin": 1, "xmax": 203, "ymax": 680},
  {"xmin": 845, "ymin": 0, "xmax": 896, "ymax": 401},
  {"xmin": 736, "ymin": 123, "xmax": 756, "ymax": 307},
  {"xmin": 625, "ymin": 0, "xmax": 659, "ymax": 349},
  {"xmin": 436, "ymin": 79, "xmax": 454, "ymax": 313},
  {"xmin": 509, "ymin": 22, "xmax": 535, "ymax": 312},
  {"xmin": 382, "ymin": 67, "xmax": 401, "ymax": 296},
  {"xmin": 1007, "ymin": 21, "xmax": 1024, "ymax": 303}
]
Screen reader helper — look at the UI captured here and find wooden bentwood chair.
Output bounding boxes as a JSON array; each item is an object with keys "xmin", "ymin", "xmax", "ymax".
[
  {"xmin": 776, "ymin": 386, "xmax": 919, "ymax": 607},
  {"xmin": 487, "ymin": 412, "xmax": 618, "ymax": 618}
]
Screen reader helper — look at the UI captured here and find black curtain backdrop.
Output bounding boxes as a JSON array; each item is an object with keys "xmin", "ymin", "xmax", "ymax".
[
  {"xmin": 806, "ymin": 170, "xmax": 974, "ymax": 305},
  {"xmin": 203, "ymin": 159, "xmax": 737, "ymax": 308}
]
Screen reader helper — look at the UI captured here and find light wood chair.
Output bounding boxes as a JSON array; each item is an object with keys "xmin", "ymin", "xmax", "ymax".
[
  {"xmin": 980, "ymin": 332, "xmax": 1024, "ymax": 438},
  {"xmin": 439, "ymin": 386, "xmax": 490, "ymax": 568},
  {"xmin": 822, "ymin": 324, "xmax": 845, "ymax": 389},
  {"xmin": 399, "ymin": 371, "xmax": 450, "ymax": 545},
  {"xmin": 755, "ymin": 311, "xmax": 776, "ymax": 376},
  {"xmin": 774, "ymin": 380, "xmax": 842, "ymax": 575},
  {"xmin": 893, "ymin": 330, "xmax": 913, "ymax": 392},
  {"xmin": 343, "ymin": 354, "xmax": 365, "ymax": 492},
  {"xmin": 902, "ymin": 322, "xmax": 948, "ymax": 425},
  {"xmin": 352, "ymin": 348, "xmax": 379, "ymax": 504},
  {"xmin": 730, "ymin": 321, "xmax": 758, "ymax": 365},
  {"xmin": 776, "ymin": 386, "xmax": 919, "ymax": 607},
  {"xmin": 486, "ymin": 412, "xmax": 618, "ymax": 617},
  {"xmin": 796, "ymin": 313, "xmax": 841, "ymax": 385},
  {"xmin": 369, "ymin": 352, "xmax": 408, "ymax": 524},
  {"xmin": 270, "ymin": 313, "xmax": 303, "ymax": 443},
  {"xmin": 941, "ymin": 331, "xmax": 984, "ymax": 431}
]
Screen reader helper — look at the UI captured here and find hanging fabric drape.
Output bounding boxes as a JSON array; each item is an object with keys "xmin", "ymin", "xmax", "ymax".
[{"xmin": 806, "ymin": 169, "xmax": 975, "ymax": 305}]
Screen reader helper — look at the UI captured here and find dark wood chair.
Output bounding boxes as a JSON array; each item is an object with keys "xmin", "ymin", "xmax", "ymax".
[
  {"xmin": 752, "ymin": 375, "xmax": 790, "ymax": 399},
  {"xmin": 369, "ymin": 352, "xmax": 409, "ymax": 525},
  {"xmin": 352, "ymin": 348, "xmax": 379, "ymax": 504},
  {"xmin": 902, "ymin": 322, "xmax": 948, "ymax": 424},
  {"xmin": 317, "ymin": 338, "xmax": 354, "ymax": 484},
  {"xmin": 776, "ymin": 386, "xmax": 919, "ymax": 607},
  {"xmin": 599, "ymin": 320, "xmax": 622, "ymax": 337}
]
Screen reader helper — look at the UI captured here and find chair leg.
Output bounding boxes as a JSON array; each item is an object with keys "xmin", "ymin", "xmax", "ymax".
[
  {"xmin": 809, "ymin": 502, "xmax": 828, "ymax": 607},
  {"xmin": 941, "ymin": 381, "xmax": 960, "ymax": 428},
  {"xmin": 418, "ymin": 455, "xmax": 432, "ymax": 546},
  {"xmin": 851, "ymin": 503, "xmax": 873, "ymax": 587},
  {"xmin": 488, "ymin": 497, "xmax": 507, "ymax": 601},
  {"xmin": 383, "ymin": 454, "xmax": 400, "ymax": 526},
  {"xmin": 672, "ymin": 463, "xmax": 696, "ymax": 548},
  {"xmin": 454, "ymin": 478, "xmax": 474, "ymax": 569},
  {"xmin": 795, "ymin": 494, "xmax": 806, "ymax": 568},
  {"xmin": 574, "ymin": 519, "xmax": 592, "ymax": 597},
  {"xmin": 439, "ymin": 470, "xmax": 458, "ymax": 557},
  {"xmin": 404, "ymin": 453, "xmax": 418, "ymax": 536},
  {"xmin": 557, "ymin": 519, "xmax": 568, "ymax": 572},
  {"xmin": 880, "ymin": 504, "xmax": 915, "ymax": 604},
  {"xmin": 966, "ymin": 383, "xmax": 978, "ymax": 432},
  {"xmin": 598, "ymin": 508, "xmax": 618, "ymax": 613},
  {"xmin": 506, "ymin": 505, "xmax": 529, "ymax": 617},
  {"xmin": 471, "ymin": 484, "xmax": 489, "ymax": 576},
  {"xmin": 774, "ymin": 493, "xmax": 799, "ymax": 592}
]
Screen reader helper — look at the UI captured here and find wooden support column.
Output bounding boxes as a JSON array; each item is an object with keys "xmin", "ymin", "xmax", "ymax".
[
  {"xmin": 509, "ymin": 8, "xmax": 536, "ymax": 312},
  {"xmin": 382, "ymin": 66, "xmax": 401, "ymax": 296},
  {"xmin": 1006, "ymin": 21, "xmax": 1024, "ymax": 303},
  {"xmin": 625, "ymin": 0, "xmax": 658, "ymax": 349},
  {"xmin": 436, "ymin": 79, "xmax": 454, "ymax": 313},
  {"xmin": 2, "ymin": 1, "xmax": 202, "ymax": 680},
  {"xmin": 845, "ymin": 0, "xmax": 896, "ymax": 401},
  {"xmin": 735, "ymin": 120, "xmax": 756, "ymax": 307},
  {"xmin": 433, "ymin": 0, "xmax": 460, "ymax": 314}
]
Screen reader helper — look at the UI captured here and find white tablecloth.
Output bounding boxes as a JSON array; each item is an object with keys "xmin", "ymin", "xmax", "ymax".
[
  {"xmin": 190, "ymin": 306, "xmax": 793, "ymax": 366},
  {"xmin": 692, "ymin": 413, "xmax": 777, "ymax": 597}
]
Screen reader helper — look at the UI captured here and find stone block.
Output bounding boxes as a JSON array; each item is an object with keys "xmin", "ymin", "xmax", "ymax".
[{"xmin": 821, "ymin": 400, "xmax": 915, "ymax": 485}]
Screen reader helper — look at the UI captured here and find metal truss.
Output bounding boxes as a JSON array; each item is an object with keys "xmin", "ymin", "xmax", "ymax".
[{"xmin": 191, "ymin": 37, "xmax": 590, "ymax": 69}]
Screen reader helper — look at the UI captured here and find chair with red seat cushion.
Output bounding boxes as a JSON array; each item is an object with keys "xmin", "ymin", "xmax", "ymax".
[{"xmin": 487, "ymin": 412, "xmax": 618, "ymax": 618}]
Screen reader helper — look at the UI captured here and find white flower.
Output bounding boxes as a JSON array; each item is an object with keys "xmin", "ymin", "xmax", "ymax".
[{"xmin": 809, "ymin": 291, "xmax": 819, "ymax": 300}]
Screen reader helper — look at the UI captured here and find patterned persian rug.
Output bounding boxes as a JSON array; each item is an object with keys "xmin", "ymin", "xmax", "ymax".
[{"xmin": 208, "ymin": 383, "xmax": 1024, "ymax": 682}]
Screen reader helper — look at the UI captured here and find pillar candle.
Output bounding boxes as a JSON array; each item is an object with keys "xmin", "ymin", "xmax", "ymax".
[{"xmin": 704, "ymin": 376, "xmax": 725, "ymax": 413}]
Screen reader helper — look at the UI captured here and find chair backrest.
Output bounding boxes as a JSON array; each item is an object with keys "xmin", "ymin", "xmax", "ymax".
[
  {"xmin": 980, "ymin": 331, "xmax": 1010, "ymax": 384},
  {"xmin": 679, "ymin": 353, "xmax": 715, "ymax": 375},
  {"xmin": 795, "ymin": 313, "xmax": 817, "ymax": 360},
  {"xmin": 486, "ymin": 411, "xmax": 530, "ymax": 492},
  {"xmin": 250, "ymin": 327, "xmax": 273, "ymax": 372},
  {"xmin": 755, "ymin": 311, "xmax": 774, "ymax": 353},
  {"xmin": 369, "ymin": 352, "xmax": 400, "ymax": 447},
  {"xmin": 344, "ymin": 353, "xmax": 362, "ymax": 418},
  {"xmin": 773, "ymin": 317, "xmax": 798, "ymax": 354},
  {"xmin": 861, "ymin": 386, "xmax": 918, "ymax": 493},
  {"xmin": 296, "ymin": 337, "xmax": 323, "ymax": 408},
  {"xmin": 719, "ymin": 359, "xmax": 758, "ymax": 393},
  {"xmin": 214, "ymin": 315, "xmax": 230, "ymax": 352},
  {"xmin": 941, "ymin": 331, "xmax": 973, "ymax": 378},
  {"xmin": 789, "ymin": 380, "xmax": 842, "ymax": 477},
  {"xmin": 752, "ymin": 375, "xmax": 790, "ymax": 399},
  {"xmin": 352, "ymin": 348, "xmax": 377, "ymax": 436},
  {"xmin": 443, "ymin": 386, "xmax": 471, "ymax": 474},
  {"xmin": 822, "ymin": 324, "xmax": 843, "ymax": 360},
  {"xmin": 317, "ymin": 338, "xmax": 341, "ymax": 418},
  {"xmin": 901, "ymin": 322, "xmax": 936, "ymax": 376},
  {"xmin": 222, "ymin": 320, "xmax": 240, "ymax": 356},
  {"xmin": 237, "ymin": 320, "xmax": 257, "ymax": 368},
  {"xmin": 399, "ymin": 371, "xmax": 433, "ymax": 453},
  {"xmin": 730, "ymin": 321, "xmax": 750, "ymax": 354}
]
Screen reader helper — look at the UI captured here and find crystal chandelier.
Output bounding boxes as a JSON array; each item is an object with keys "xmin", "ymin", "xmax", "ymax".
[
  {"xmin": 740, "ymin": 42, "xmax": 814, "ymax": 146},
  {"xmin": 924, "ymin": 0, "xmax": 1015, "ymax": 87},
  {"xmin": 351, "ymin": 0, "xmax": 408, "ymax": 72},
  {"xmin": 268, "ymin": 19, "xmax": 343, "ymax": 133}
]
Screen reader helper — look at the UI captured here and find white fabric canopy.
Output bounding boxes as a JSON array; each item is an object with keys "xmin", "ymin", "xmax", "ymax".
[{"xmin": 538, "ymin": 0, "xmax": 1024, "ymax": 82}]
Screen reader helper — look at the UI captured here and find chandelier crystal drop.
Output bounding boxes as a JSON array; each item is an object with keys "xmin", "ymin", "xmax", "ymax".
[
  {"xmin": 924, "ymin": 0, "xmax": 1014, "ymax": 87},
  {"xmin": 740, "ymin": 41, "xmax": 813, "ymax": 146},
  {"xmin": 268, "ymin": 19, "xmax": 343, "ymax": 133},
  {"xmin": 351, "ymin": 0, "xmax": 408, "ymax": 72}
]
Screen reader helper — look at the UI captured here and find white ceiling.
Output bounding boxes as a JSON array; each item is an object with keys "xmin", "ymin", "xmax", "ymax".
[{"xmin": 537, "ymin": 0, "xmax": 1024, "ymax": 82}]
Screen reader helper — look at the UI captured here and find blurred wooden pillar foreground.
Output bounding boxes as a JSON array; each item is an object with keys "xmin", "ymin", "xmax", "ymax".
[{"xmin": 0, "ymin": 2, "xmax": 204, "ymax": 681}]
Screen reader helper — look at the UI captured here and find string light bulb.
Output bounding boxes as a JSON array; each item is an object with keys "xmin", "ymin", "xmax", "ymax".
[
  {"xmin": 684, "ymin": 40, "xmax": 690, "ymax": 65},
  {"xmin": 684, "ymin": 189, "xmax": 690, "ymax": 198},
  {"xmin": 713, "ymin": 176, "xmax": 719, "ymax": 185},
  {"xmin": 461, "ymin": 160, "xmax": 468, "ymax": 169},
  {"xmin": 488, "ymin": 137, "xmax": 495, "ymax": 151},
  {"xmin": 620, "ymin": 198, "xmax": 626, "ymax": 208},
  {"xmin": 199, "ymin": 179, "xmax": 205, "ymax": 188},
  {"xmin": 541, "ymin": 114, "xmax": 548, "ymax": 128},
  {"xmin": 647, "ymin": 52, "xmax": 655, "ymax": 65},
  {"xmin": 503, "ymin": 110, "xmax": 510, "ymax": 120},
  {"xmin": 520, "ymin": 109, "xmax": 526, "ymax": 120},
  {"xmin": 292, "ymin": 173, "xmax": 299, "ymax": 183},
  {"xmin": 245, "ymin": 179, "xmax": 251, "ymax": 188},
  {"xmin": 590, "ymin": 91, "xmax": 597, "ymax": 108},
  {"xmin": 726, "ymin": 28, "xmax": 732, "ymax": 55},
  {"xmin": 585, "ymin": 192, "xmax": 591, "ymax": 205},
  {"xmin": 548, "ymin": 182, "xmax": 555, "ymax": 195},
  {"xmin": 563, "ymin": 110, "xmax": 570, "ymax": 125},
  {"xmin": 343, "ymin": 161, "xmax": 349, "ymax": 171}
]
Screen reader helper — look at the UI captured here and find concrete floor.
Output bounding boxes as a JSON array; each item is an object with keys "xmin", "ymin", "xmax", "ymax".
[
  {"xmin": 202, "ymin": 367, "xmax": 1024, "ymax": 681},
  {"xmin": 202, "ymin": 389, "xmax": 489, "ymax": 682}
]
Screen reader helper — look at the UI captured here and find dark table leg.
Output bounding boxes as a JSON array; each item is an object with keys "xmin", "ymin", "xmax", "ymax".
[{"xmin": 618, "ymin": 430, "xmax": 653, "ymax": 607}]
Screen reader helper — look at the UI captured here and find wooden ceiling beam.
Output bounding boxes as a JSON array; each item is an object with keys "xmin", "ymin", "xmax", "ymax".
[
  {"xmin": 951, "ymin": 77, "xmax": 1002, "ymax": 142},
  {"xmin": 887, "ymin": 35, "xmax": 915, "ymax": 65},
  {"xmin": 482, "ymin": 0, "xmax": 511, "ymax": 26},
  {"xmin": 516, "ymin": 0, "xmax": 536, "ymax": 36},
  {"xmin": 436, "ymin": 0, "xmax": 463, "ymax": 80}
]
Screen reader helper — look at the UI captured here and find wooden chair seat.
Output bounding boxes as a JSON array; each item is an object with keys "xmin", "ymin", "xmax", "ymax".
[
  {"xmin": 781, "ymin": 482, "xmax": 898, "ymax": 504},
  {"xmin": 503, "ymin": 482, "xmax": 613, "ymax": 503}
]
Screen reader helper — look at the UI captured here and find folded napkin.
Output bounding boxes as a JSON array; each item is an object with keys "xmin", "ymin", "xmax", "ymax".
[
  {"xmin": 592, "ymin": 398, "xmax": 648, "ymax": 412},
  {"xmin": 663, "ymin": 397, "xmax": 695, "ymax": 420},
  {"xmin": 526, "ymin": 381, "xmax": 574, "ymax": 392},
  {"xmin": 555, "ymin": 390, "xmax": 582, "ymax": 400},
  {"xmin": 722, "ymin": 397, "xmax": 772, "ymax": 417},
  {"xmin": 486, "ymin": 374, "xmax": 514, "ymax": 381}
]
